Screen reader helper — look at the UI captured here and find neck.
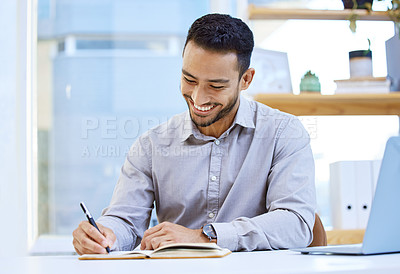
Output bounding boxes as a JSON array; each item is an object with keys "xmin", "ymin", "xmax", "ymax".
[{"xmin": 197, "ymin": 101, "xmax": 240, "ymax": 138}]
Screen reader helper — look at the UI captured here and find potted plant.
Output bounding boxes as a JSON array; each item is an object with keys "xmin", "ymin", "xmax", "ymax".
[
  {"xmin": 342, "ymin": 0, "xmax": 400, "ymax": 91},
  {"xmin": 342, "ymin": 0, "xmax": 373, "ymax": 10},
  {"xmin": 346, "ymin": 0, "xmax": 400, "ymax": 34},
  {"xmin": 346, "ymin": 1, "xmax": 400, "ymax": 91},
  {"xmin": 349, "ymin": 39, "xmax": 373, "ymax": 78}
]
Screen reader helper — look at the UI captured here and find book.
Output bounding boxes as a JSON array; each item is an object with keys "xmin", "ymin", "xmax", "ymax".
[
  {"xmin": 334, "ymin": 77, "xmax": 390, "ymax": 94},
  {"xmin": 78, "ymin": 243, "xmax": 231, "ymax": 260}
]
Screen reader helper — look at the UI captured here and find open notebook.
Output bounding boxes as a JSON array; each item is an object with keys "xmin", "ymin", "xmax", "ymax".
[
  {"xmin": 79, "ymin": 242, "xmax": 231, "ymax": 260},
  {"xmin": 292, "ymin": 136, "xmax": 400, "ymax": 255}
]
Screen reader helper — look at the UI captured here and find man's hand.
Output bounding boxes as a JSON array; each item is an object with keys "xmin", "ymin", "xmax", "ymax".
[
  {"xmin": 72, "ymin": 221, "xmax": 116, "ymax": 255},
  {"xmin": 140, "ymin": 222, "xmax": 208, "ymax": 250}
]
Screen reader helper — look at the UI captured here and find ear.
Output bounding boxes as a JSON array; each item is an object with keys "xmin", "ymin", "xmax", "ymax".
[{"xmin": 239, "ymin": 68, "xmax": 255, "ymax": 91}]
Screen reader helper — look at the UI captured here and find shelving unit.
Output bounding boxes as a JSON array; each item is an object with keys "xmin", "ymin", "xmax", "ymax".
[
  {"xmin": 249, "ymin": 5, "xmax": 399, "ymax": 118},
  {"xmin": 254, "ymin": 93, "xmax": 400, "ymax": 116},
  {"xmin": 250, "ymin": 5, "xmax": 400, "ymax": 234},
  {"xmin": 248, "ymin": 5, "xmax": 392, "ymax": 21}
]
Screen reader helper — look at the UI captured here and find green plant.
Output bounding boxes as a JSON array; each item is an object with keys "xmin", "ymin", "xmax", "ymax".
[
  {"xmin": 348, "ymin": 0, "xmax": 400, "ymax": 35},
  {"xmin": 348, "ymin": 0, "xmax": 373, "ymax": 33}
]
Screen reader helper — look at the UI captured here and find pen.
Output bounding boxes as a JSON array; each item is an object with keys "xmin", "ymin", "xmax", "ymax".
[{"xmin": 80, "ymin": 202, "xmax": 111, "ymax": 253}]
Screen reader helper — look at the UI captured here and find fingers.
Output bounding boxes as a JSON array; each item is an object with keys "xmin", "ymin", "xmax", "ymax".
[
  {"xmin": 144, "ymin": 234, "xmax": 173, "ymax": 250},
  {"xmin": 73, "ymin": 236, "xmax": 107, "ymax": 255},
  {"xmin": 97, "ymin": 223, "xmax": 116, "ymax": 248},
  {"xmin": 72, "ymin": 221, "xmax": 110, "ymax": 255},
  {"xmin": 141, "ymin": 228, "xmax": 169, "ymax": 250},
  {"xmin": 141, "ymin": 222, "xmax": 182, "ymax": 250},
  {"xmin": 82, "ymin": 222, "xmax": 109, "ymax": 247},
  {"xmin": 143, "ymin": 222, "xmax": 163, "ymax": 238},
  {"xmin": 141, "ymin": 223, "xmax": 163, "ymax": 250}
]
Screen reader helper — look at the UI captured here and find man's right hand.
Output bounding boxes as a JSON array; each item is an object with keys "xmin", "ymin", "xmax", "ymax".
[{"xmin": 72, "ymin": 221, "xmax": 116, "ymax": 255}]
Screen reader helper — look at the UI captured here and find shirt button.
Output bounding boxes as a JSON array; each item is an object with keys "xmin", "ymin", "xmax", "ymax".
[
  {"xmin": 208, "ymin": 212, "xmax": 215, "ymax": 218},
  {"xmin": 211, "ymin": 176, "xmax": 217, "ymax": 181},
  {"xmin": 215, "ymin": 139, "xmax": 220, "ymax": 145}
]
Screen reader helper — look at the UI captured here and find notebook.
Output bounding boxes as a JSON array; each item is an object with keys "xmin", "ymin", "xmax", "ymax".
[
  {"xmin": 79, "ymin": 242, "xmax": 231, "ymax": 260},
  {"xmin": 292, "ymin": 136, "xmax": 400, "ymax": 255}
]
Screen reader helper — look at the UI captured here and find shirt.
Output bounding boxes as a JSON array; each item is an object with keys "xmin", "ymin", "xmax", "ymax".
[{"xmin": 97, "ymin": 96, "xmax": 316, "ymax": 252}]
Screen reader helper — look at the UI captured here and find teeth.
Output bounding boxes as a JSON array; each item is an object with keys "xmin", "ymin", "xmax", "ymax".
[{"xmin": 194, "ymin": 103, "xmax": 214, "ymax": 112}]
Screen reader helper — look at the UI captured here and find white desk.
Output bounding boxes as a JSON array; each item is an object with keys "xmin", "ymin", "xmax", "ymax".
[{"xmin": 3, "ymin": 250, "xmax": 400, "ymax": 274}]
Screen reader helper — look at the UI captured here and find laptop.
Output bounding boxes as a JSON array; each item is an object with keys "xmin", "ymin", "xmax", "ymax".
[{"xmin": 292, "ymin": 136, "xmax": 400, "ymax": 255}]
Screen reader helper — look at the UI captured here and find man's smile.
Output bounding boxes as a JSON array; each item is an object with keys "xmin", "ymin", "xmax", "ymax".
[
  {"xmin": 193, "ymin": 103, "xmax": 215, "ymax": 112},
  {"xmin": 185, "ymin": 96, "xmax": 220, "ymax": 117}
]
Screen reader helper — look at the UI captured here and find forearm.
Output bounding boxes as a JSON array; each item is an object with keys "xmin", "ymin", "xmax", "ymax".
[{"xmin": 212, "ymin": 209, "xmax": 314, "ymax": 251}]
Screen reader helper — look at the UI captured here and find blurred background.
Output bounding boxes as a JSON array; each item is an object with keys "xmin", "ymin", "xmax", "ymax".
[{"xmin": 35, "ymin": 0, "xmax": 398, "ymax": 240}]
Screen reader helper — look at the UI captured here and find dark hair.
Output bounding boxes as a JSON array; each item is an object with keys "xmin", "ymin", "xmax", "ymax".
[{"xmin": 184, "ymin": 13, "xmax": 254, "ymax": 78}]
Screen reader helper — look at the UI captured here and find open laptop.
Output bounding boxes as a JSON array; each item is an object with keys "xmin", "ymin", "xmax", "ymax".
[{"xmin": 292, "ymin": 136, "xmax": 400, "ymax": 255}]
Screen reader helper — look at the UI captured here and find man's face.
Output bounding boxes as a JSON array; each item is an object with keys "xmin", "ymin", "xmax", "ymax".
[{"xmin": 181, "ymin": 41, "xmax": 242, "ymax": 135}]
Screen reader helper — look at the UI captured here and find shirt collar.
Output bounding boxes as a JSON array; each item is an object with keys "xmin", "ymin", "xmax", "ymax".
[
  {"xmin": 181, "ymin": 112, "xmax": 198, "ymax": 142},
  {"xmin": 233, "ymin": 95, "xmax": 256, "ymax": 130},
  {"xmin": 181, "ymin": 95, "xmax": 255, "ymax": 142}
]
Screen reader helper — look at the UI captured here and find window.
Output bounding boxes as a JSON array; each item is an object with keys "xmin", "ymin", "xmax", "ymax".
[{"xmin": 37, "ymin": 0, "xmax": 209, "ymax": 236}]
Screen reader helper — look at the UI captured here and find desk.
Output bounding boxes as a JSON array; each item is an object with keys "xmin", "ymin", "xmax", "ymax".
[{"xmin": 3, "ymin": 250, "xmax": 400, "ymax": 274}]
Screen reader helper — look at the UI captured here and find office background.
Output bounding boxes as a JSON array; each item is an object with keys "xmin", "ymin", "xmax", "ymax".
[{"xmin": 1, "ymin": 0, "xmax": 399, "ymax": 256}]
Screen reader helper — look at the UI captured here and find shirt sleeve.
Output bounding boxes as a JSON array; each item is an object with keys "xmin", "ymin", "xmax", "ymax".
[
  {"xmin": 97, "ymin": 134, "xmax": 155, "ymax": 251},
  {"xmin": 212, "ymin": 117, "xmax": 316, "ymax": 251}
]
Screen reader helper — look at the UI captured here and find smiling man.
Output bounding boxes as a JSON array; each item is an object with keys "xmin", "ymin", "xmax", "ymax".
[
  {"xmin": 73, "ymin": 13, "xmax": 316, "ymax": 254},
  {"xmin": 181, "ymin": 42, "xmax": 252, "ymax": 137}
]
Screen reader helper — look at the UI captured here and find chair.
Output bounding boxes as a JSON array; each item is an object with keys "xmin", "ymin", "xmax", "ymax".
[
  {"xmin": 326, "ymin": 229, "xmax": 365, "ymax": 245},
  {"xmin": 308, "ymin": 213, "xmax": 327, "ymax": 247}
]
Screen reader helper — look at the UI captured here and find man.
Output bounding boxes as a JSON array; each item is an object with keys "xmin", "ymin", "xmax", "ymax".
[{"xmin": 73, "ymin": 13, "xmax": 316, "ymax": 254}]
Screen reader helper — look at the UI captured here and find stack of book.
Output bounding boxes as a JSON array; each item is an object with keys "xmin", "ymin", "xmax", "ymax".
[{"xmin": 334, "ymin": 77, "xmax": 390, "ymax": 94}]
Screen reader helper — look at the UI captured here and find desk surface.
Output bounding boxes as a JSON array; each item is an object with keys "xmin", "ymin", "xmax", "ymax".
[{"xmin": 3, "ymin": 250, "xmax": 400, "ymax": 274}]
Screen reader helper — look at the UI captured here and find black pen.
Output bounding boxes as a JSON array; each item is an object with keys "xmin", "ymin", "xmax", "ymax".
[{"xmin": 80, "ymin": 202, "xmax": 111, "ymax": 253}]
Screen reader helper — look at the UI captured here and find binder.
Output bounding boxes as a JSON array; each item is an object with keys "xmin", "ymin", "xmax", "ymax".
[
  {"xmin": 354, "ymin": 161, "xmax": 372, "ymax": 228},
  {"xmin": 330, "ymin": 161, "xmax": 358, "ymax": 229},
  {"xmin": 330, "ymin": 160, "xmax": 380, "ymax": 229}
]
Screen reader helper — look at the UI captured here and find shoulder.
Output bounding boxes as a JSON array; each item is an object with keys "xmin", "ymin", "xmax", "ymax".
[
  {"xmin": 248, "ymin": 98, "xmax": 294, "ymax": 120},
  {"xmin": 246, "ymin": 98, "xmax": 303, "ymax": 137}
]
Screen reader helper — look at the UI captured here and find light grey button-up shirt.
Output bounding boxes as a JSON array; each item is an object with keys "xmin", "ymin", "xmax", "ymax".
[{"xmin": 97, "ymin": 96, "xmax": 316, "ymax": 252}]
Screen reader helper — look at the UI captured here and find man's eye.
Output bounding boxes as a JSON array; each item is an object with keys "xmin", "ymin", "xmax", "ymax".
[
  {"xmin": 211, "ymin": 85, "xmax": 224, "ymax": 89},
  {"xmin": 184, "ymin": 77, "xmax": 196, "ymax": 84}
]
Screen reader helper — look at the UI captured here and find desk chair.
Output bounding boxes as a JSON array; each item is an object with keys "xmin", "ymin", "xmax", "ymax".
[
  {"xmin": 309, "ymin": 213, "xmax": 327, "ymax": 247},
  {"xmin": 326, "ymin": 229, "xmax": 365, "ymax": 245}
]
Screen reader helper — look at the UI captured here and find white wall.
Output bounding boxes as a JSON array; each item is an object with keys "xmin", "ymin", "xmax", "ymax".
[{"xmin": 0, "ymin": 0, "xmax": 36, "ymax": 256}]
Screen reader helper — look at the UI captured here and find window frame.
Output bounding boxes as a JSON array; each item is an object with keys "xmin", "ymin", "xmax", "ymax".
[{"xmin": 0, "ymin": 0, "xmax": 37, "ymax": 256}]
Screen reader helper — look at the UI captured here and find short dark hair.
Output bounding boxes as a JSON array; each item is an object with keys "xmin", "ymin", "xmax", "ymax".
[{"xmin": 183, "ymin": 13, "xmax": 254, "ymax": 78}]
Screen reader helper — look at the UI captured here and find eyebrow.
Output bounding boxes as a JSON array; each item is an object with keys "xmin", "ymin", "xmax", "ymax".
[{"xmin": 182, "ymin": 69, "xmax": 230, "ymax": 84}]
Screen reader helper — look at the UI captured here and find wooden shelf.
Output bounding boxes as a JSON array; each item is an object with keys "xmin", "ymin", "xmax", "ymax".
[
  {"xmin": 248, "ymin": 5, "xmax": 391, "ymax": 21},
  {"xmin": 254, "ymin": 93, "xmax": 400, "ymax": 116}
]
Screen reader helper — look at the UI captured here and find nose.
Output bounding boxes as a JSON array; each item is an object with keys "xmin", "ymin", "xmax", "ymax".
[{"xmin": 191, "ymin": 84, "xmax": 210, "ymax": 106}]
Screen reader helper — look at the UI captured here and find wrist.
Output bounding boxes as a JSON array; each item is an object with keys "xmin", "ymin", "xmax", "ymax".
[
  {"xmin": 198, "ymin": 229, "xmax": 210, "ymax": 243},
  {"xmin": 202, "ymin": 224, "xmax": 217, "ymax": 244}
]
